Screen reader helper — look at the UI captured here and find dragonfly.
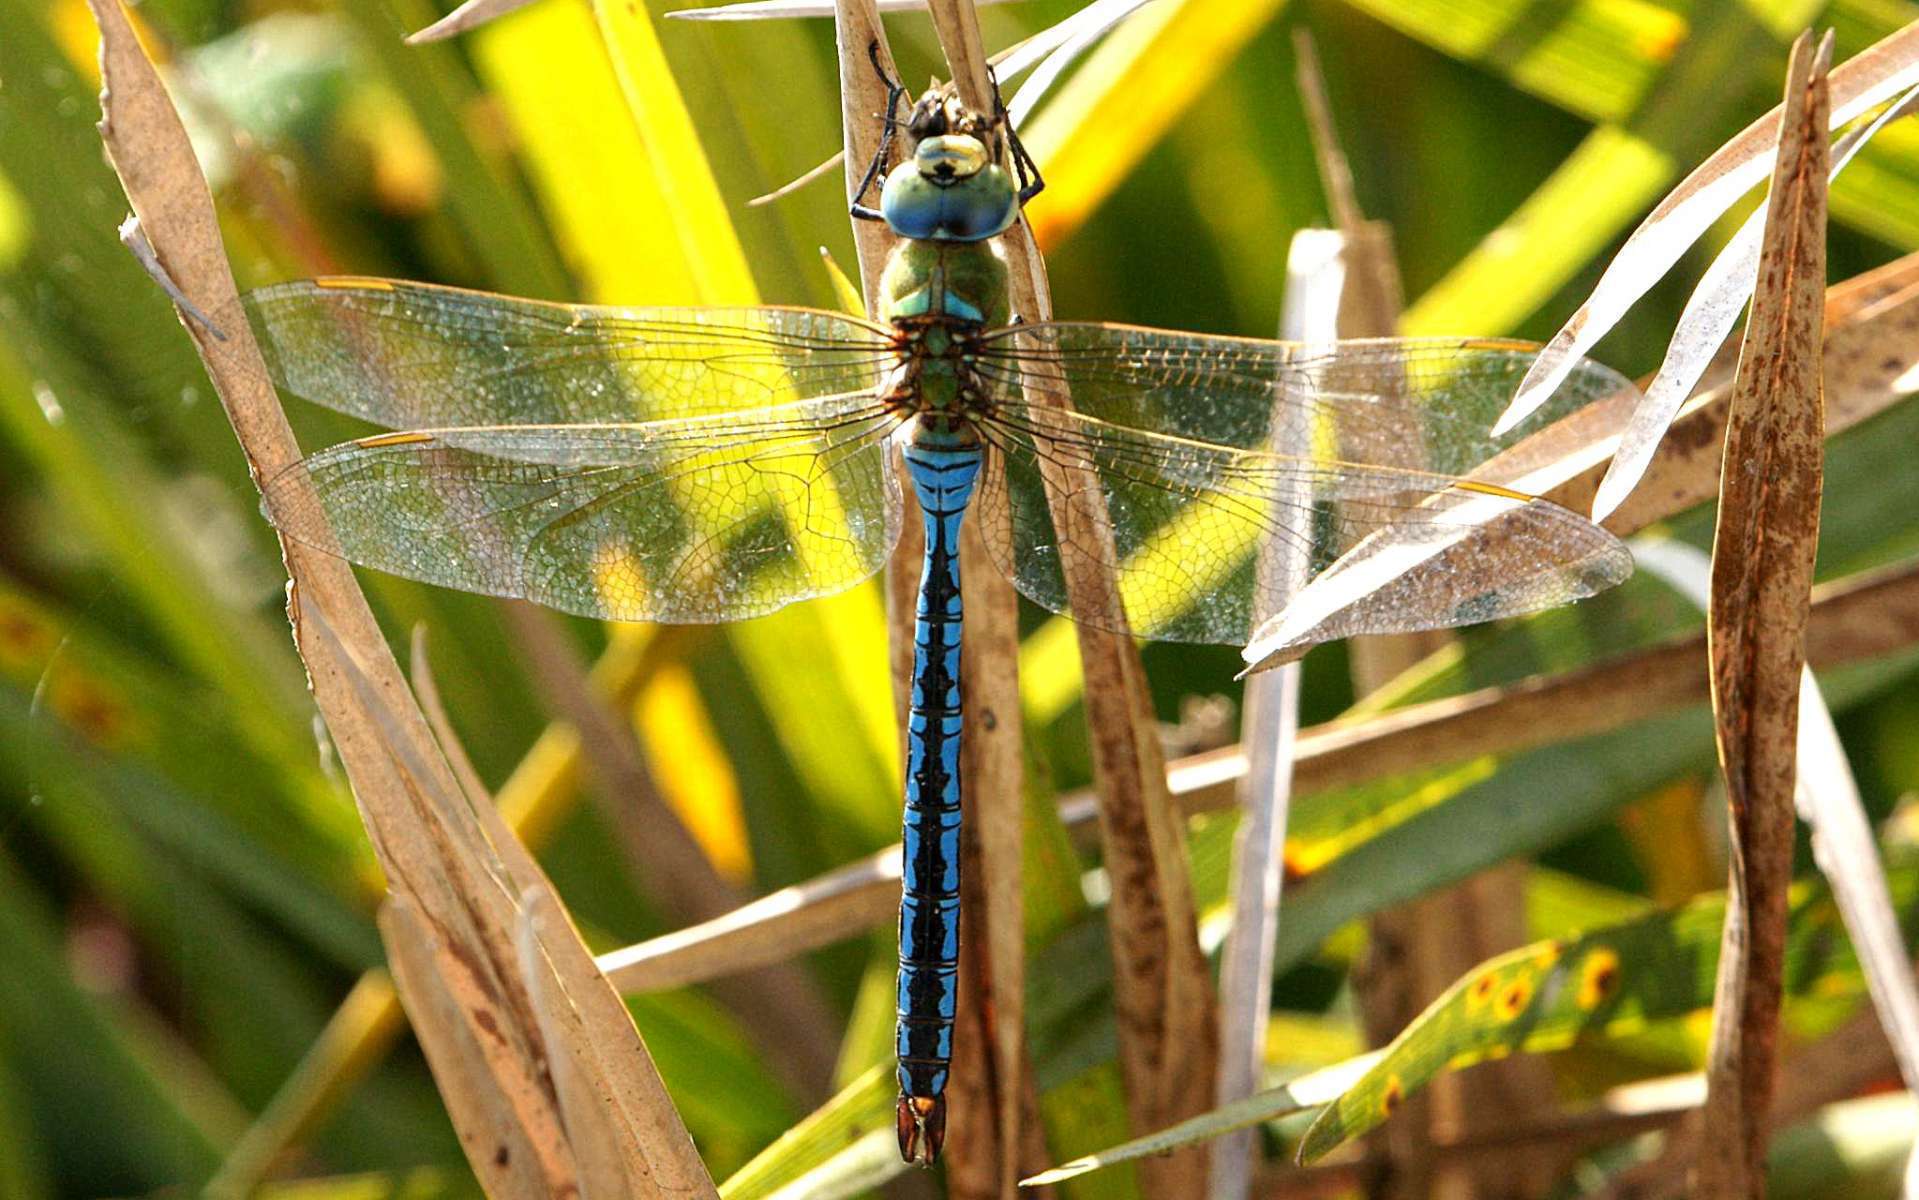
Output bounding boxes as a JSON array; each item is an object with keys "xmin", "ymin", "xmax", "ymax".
[{"xmin": 245, "ymin": 68, "xmax": 1635, "ymax": 1166}]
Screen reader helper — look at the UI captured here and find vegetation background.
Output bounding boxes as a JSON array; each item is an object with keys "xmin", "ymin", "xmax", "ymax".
[{"xmin": 4, "ymin": 0, "xmax": 1919, "ymax": 1196}]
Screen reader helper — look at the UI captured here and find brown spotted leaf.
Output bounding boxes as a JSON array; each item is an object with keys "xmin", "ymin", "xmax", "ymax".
[{"xmin": 1697, "ymin": 29, "xmax": 1832, "ymax": 1200}]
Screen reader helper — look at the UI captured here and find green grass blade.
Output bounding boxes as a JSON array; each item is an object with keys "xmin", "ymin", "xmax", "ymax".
[
  {"xmin": 717, "ymin": 1064, "xmax": 894, "ymax": 1199},
  {"xmin": 0, "ymin": 851, "xmax": 228, "ymax": 1190}
]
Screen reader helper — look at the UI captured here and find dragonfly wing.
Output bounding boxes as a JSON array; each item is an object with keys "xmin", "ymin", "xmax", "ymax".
[
  {"xmin": 263, "ymin": 395, "xmax": 905, "ymax": 623},
  {"xmin": 1237, "ymin": 483, "xmax": 1633, "ymax": 671},
  {"xmin": 970, "ymin": 324, "xmax": 1636, "ymax": 478},
  {"xmin": 245, "ymin": 279, "xmax": 899, "ymax": 428},
  {"xmin": 974, "ymin": 403, "xmax": 1630, "ymax": 647}
]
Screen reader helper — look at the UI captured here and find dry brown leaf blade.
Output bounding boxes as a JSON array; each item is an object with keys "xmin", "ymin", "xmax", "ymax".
[
  {"xmin": 1638, "ymin": 535, "xmax": 1919, "ymax": 1197},
  {"xmin": 90, "ymin": 6, "xmax": 714, "ymax": 1192},
  {"xmin": 518, "ymin": 897, "xmax": 640, "ymax": 1200},
  {"xmin": 382, "ymin": 896, "xmax": 575, "ymax": 1200},
  {"xmin": 520, "ymin": 888, "xmax": 717, "ymax": 1199},
  {"xmin": 1696, "ymin": 30, "xmax": 1832, "ymax": 1200},
  {"xmin": 307, "ymin": 559, "xmax": 716, "ymax": 1200}
]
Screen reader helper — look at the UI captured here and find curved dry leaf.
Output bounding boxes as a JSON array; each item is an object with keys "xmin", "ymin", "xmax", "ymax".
[
  {"xmin": 1497, "ymin": 20, "xmax": 1919, "ymax": 435},
  {"xmin": 89, "ymin": 8, "xmax": 714, "ymax": 1190},
  {"xmin": 1545, "ymin": 258, "xmax": 1919, "ymax": 536},
  {"xmin": 1592, "ymin": 82, "xmax": 1919, "ymax": 522}
]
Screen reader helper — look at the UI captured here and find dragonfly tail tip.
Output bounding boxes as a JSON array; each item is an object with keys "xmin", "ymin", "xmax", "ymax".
[{"xmin": 897, "ymin": 1093, "xmax": 946, "ymax": 1166}]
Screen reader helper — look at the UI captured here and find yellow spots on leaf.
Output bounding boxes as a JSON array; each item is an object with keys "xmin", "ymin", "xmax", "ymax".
[
  {"xmin": 1281, "ymin": 841, "xmax": 1314, "ymax": 885},
  {"xmin": 1495, "ymin": 975, "xmax": 1535, "ymax": 1022},
  {"xmin": 1578, "ymin": 948, "xmax": 1622, "ymax": 1010},
  {"xmin": 1532, "ymin": 942, "xmax": 1562, "ymax": 972},
  {"xmin": 1812, "ymin": 971, "xmax": 1857, "ymax": 999},
  {"xmin": 1467, "ymin": 971, "xmax": 1500, "ymax": 1013},
  {"xmin": 1380, "ymin": 1075, "xmax": 1405, "ymax": 1119}
]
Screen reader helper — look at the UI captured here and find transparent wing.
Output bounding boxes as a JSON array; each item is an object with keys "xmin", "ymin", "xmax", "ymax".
[
  {"xmin": 970, "ymin": 323, "xmax": 1635, "ymax": 478},
  {"xmin": 262, "ymin": 394, "xmax": 906, "ymax": 623},
  {"xmin": 973, "ymin": 403, "xmax": 1630, "ymax": 646},
  {"xmin": 244, "ymin": 278, "xmax": 899, "ymax": 428}
]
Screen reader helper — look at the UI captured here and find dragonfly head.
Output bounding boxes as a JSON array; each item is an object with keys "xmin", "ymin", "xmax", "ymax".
[{"xmin": 880, "ymin": 93, "xmax": 1017, "ymax": 243}]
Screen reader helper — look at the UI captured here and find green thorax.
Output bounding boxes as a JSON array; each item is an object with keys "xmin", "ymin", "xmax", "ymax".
[{"xmin": 880, "ymin": 238, "xmax": 1011, "ymax": 327}]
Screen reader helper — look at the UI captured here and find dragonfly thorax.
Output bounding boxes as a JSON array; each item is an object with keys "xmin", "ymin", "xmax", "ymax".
[{"xmin": 885, "ymin": 317, "xmax": 988, "ymax": 452}]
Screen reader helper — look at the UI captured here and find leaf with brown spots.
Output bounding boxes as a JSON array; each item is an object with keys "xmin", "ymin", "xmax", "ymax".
[
  {"xmin": 1696, "ymin": 29, "xmax": 1832, "ymax": 1200},
  {"xmin": 1027, "ymin": 861, "xmax": 1919, "ymax": 1185}
]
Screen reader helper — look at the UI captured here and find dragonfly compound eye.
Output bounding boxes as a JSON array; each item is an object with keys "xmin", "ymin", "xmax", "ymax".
[{"xmin": 880, "ymin": 148, "xmax": 1017, "ymax": 243}]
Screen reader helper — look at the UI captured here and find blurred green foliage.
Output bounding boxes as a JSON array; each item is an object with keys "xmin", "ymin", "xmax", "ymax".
[{"xmin": 4, "ymin": 0, "xmax": 1919, "ymax": 1196}]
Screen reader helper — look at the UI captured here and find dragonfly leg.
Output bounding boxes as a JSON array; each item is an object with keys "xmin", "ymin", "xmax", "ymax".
[
  {"xmin": 1009, "ymin": 128, "xmax": 1045, "ymax": 204},
  {"xmin": 852, "ymin": 39, "xmax": 910, "ymax": 222},
  {"xmin": 986, "ymin": 64, "xmax": 1046, "ymax": 205}
]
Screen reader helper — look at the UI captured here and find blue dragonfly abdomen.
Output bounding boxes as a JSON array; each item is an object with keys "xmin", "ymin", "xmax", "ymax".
[{"xmin": 894, "ymin": 442, "xmax": 982, "ymax": 1164}]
